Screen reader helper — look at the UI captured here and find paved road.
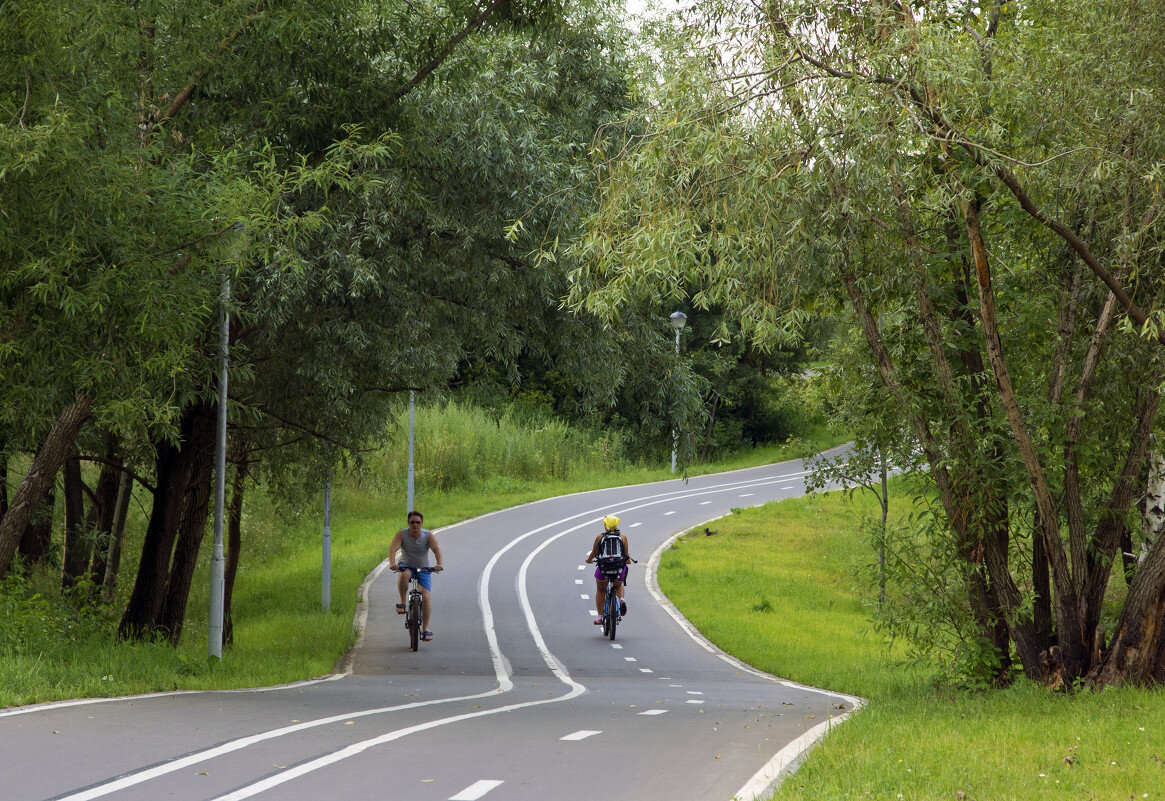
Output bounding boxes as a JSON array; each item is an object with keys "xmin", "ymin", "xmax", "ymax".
[{"xmin": 2, "ymin": 456, "xmax": 860, "ymax": 801}]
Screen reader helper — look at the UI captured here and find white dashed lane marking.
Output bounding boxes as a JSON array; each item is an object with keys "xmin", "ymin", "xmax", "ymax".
[
  {"xmin": 700, "ymin": 501, "xmax": 712, "ymax": 505},
  {"xmin": 624, "ymin": 657, "xmax": 637, "ymax": 662},
  {"xmin": 449, "ymin": 780, "xmax": 504, "ymax": 800},
  {"xmin": 739, "ymin": 493, "xmax": 754, "ymax": 497},
  {"xmin": 639, "ymin": 668, "xmax": 653, "ymax": 673},
  {"xmin": 639, "ymin": 709, "xmax": 668, "ymax": 716},
  {"xmin": 575, "ymin": 579, "xmax": 583, "ymax": 585},
  {"xmin": 686, "ymin": 700, "xmax": 705, "ymax": 705},
  {"xmin": 686, "ymin": 691, "xmax": 703, "ymax": 695},
  {"xmin": 611, "ymin": 644, "xmax": 623, "ymax": 650},
  {"xmin": 560, "ymin": 730, "xmax": 602, "ymax": 741},
  {"xmin": 663, "ymin": 510, "xmax": 676, "ymax": 515},
  {"xmin": 629, "ymin": 522, "xmax": 642, "ymax": 528},
  {"xmin": 580, "ymin": 595, "xmax": 590, "ymax": 600}
]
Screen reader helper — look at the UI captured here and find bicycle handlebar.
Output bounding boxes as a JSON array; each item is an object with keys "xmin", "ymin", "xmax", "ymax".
[{"xmin": 391, "ymin": 564, "xmax": 442, "ymax": 573}]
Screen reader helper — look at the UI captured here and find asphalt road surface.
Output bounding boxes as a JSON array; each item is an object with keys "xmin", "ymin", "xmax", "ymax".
[{"xmin": 3, "ymin": 455, "xmax": 861, "ymax": 801}]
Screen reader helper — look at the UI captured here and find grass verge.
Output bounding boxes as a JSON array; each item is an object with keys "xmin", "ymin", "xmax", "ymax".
[{"xmin": 657, "ymin": 485, "xmax": 1165, "ymax": 801}]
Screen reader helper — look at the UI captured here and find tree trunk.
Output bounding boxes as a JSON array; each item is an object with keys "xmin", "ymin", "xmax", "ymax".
[
  {"xmin": 101, "ymin": 470, "xmax": 134, "ymax": 602},
  {"xmin": 156, "ymin": 404, "xmax": 217, "ymax": 644},
  {"xmin": 1088, "ymin": 530, "xmax": 1165, "ymax": 685},
  {"xmin": 0, "ymin": 454, "xmax": 7, "ymax": 519},
  {"xmin": 223, "ymin": 454, "xmax": 247, "ymax": 645},
  {"xmin": 86, "ymin": 460, "xmax": 123, "ymax": 589},
  {"xmin": 0, "ymin": 393, "xmax": 93, "ymax": 577},
  {"xmin": 61, "ymin": 452, "xmax": 91, "ymax": 590},
  {"xmin": 1143, "ymin": 440, "xmax": 1165, "ymax": 566},
  {"xmin": 18, "ymin": 487, "xmax": 54, "ymax": 566},
  {"xmin": 118, "ymin": 403, "xmax": 211, "ymax": 640},
  {"xmin": 963, "ymin": 197, "xmax": 1087, "ymax": 681}
]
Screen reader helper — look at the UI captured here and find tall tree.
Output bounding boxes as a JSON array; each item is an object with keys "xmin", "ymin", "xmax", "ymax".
[{"xmin": 574, "ymin": 0, "xmax": 1165, "ymax": 686}]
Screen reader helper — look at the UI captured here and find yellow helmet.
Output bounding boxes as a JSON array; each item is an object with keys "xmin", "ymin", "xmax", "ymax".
[{"xmin": 603, "ymin": 515, "xmax": 621, "ymax": 531}]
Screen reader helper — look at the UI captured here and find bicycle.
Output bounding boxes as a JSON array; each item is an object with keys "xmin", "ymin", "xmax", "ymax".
[
  {"xmin": 596, "ymin": 556, "xmax": 636, "ymax": 641},
  {"xmin": 395, "ymin": 565, "xmax": 438, "ymax": 651}
]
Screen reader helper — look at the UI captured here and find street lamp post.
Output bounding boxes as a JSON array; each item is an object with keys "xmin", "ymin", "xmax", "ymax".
[
  {"xmin": 669, "ymin": 311, "xmax": 687, "ymax": 474},
  {"xmin": 407, "ymin": 390, "xmax": 415, "ymax": 514}
]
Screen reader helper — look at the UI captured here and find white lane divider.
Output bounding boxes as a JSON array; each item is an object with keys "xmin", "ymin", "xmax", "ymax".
[
  {"xmin": 629, "ymin": 522, "xmax": 642, "ymax": 527},
  {"xmin": 559, "ymin": 730, "xmax": 601, "ymax": 741},
  {"xmin": 450, "ymin": 780, "xmax": 504, "ymax": 800},
  {"xmin": 575, "ymin": 579, "xmax": 583, "ymax": 584},
  {"xmin": 663, "ymin": 510, "xmax": 676, "ymax": 515},
  {"xmin": 638, "ymin": 668, "xmax": 653, "ymax": 673},
  {"xmin": 700, "ymin": 501, "xmax": 712, "ymax": 505},
  {"xmin": 580, "ymin": 594, "xmax": 590, "ymax": 600},
  {"xmin": 611, "ymin": 644, "xmax": 622, "ymax": 649},
  {"xmin": 739, "ymin": 493, "xmax": 754, "ymax": 497},
  {"xmin": 638, "ymin": 709, "xmax": 668, "ymax": 716},
  {"xmin": 686, "ymin": 700, "xmax": 705, "ymax": 705},
  {"xmin": 624, "ymin": 657, "xmax": 637, "ymax": 662},
  {"xmin": 687, "ymin": 691, "xmax": 703, "ymax": 695}
]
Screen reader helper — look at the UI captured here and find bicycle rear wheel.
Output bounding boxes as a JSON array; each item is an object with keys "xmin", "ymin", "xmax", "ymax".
[{"xmin": 605, "ymin": 584, "xmax": 617, "ymax": 640}]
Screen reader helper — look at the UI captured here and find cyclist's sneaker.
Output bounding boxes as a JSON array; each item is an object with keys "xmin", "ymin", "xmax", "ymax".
[
  {"xmin": 396, "ymin": 604, "xmax": 406, "ymax": 614},
  {"xmin": 619, "ymin": 599, "xmax": 627, "ymax": 616},
  {"xmin": 593, "ymin": 617, "xmax": 603, "ymax": 625}
]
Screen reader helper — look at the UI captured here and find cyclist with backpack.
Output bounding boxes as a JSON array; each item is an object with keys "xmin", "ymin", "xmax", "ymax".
[{"xmin": 585, "ymin": 515, "xmax": 631, "ymax": 625}]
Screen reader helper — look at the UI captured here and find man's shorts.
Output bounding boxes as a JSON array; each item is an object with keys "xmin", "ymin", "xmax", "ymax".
[
  {"xmin": 594, "ymin": 565, "xmax": 628, "ymax": 583},
  {"xmin": 400, "ymin": 564, "xmax": 433, "ymax": 591}
]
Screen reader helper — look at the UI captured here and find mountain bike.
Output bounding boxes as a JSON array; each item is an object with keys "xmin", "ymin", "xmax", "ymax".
[
  {"xmin": 398, "ymin": 566, "xmax": 437, "ymax": 651},
  {"xmin": 597, "ymin": 556, "xmax": 636, "ymax": 641}
]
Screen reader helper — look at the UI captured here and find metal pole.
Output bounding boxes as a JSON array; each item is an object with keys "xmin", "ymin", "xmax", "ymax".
[
  {"xmin": 322, "ymin": 478, "xmax": 331, "ymax": 612},
  {"xmin": 407, "ymin": 390, "xmax": 415, "ymax": 513},
  {"xmin": 209, "ymin": 274, "xmax": 229, "ymax": 659},
  {"xmin": 671, "ymin": 327, "xmax": 679, "ymax": 474}
]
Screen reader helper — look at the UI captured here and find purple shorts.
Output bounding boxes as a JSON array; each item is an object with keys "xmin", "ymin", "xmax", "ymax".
[{"xmin": 595, "ymin": 566, "xmax": 628, "ymax": 582}]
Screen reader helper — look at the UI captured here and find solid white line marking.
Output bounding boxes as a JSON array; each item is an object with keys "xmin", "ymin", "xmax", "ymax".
[
  {"xmin": 560, "ymin": 730, "xmax": 601, "ymax": 741},
  {"xmin": 639, "ymin": 709, "xmax": 668, "ymax": 716},
  {"xmin": 450, "ymin": 780, "xmax": 504, "ymax": 800}
]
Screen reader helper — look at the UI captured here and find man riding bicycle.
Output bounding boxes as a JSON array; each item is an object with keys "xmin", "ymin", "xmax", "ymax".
[
  {"xmin": 388, "ymin": 510, "xmax": 444, "ymax": 641},
  {"xmin": 585, "ymin": 515, "xmax": 631, "ymax": 625}
]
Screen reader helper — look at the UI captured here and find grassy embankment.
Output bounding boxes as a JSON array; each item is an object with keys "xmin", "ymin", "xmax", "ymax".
[
  {"xmin": 658, "ymin": 482, "xmax": 1164, "ymax": 801},
  {"xmin": 0, "ymin": 400, "xmax": 839, "ymax": 708}
]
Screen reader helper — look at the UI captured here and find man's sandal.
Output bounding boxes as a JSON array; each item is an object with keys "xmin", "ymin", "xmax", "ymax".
[
  {"xmin": 395, "ymin": 604, "xmax": 405, "ymax": 614},
  {"xmin": 420, "ymin": 631, "xmax": 434, "ymax": 642}
]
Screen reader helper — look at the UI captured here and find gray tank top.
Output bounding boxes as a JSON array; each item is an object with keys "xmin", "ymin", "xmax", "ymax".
[{"xmin": 399, "ymin": 528, "xmax": 432, "ymax": 567}]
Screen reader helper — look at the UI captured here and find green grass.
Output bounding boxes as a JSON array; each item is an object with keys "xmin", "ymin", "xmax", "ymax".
[{"xmin": 657, "ymin": 485, "xmax": 1165, "ymax": 801}]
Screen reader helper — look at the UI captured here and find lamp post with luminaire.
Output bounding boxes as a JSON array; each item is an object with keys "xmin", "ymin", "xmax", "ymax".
[{"xmin": 669, "ymin": 311, "xmax": 687, "ymax": 473}]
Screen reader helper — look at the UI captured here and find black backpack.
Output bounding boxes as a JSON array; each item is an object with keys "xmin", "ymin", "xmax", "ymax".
[{"xmin": 596, "ymin": 530, "xmax": 627, "ymax": 577}]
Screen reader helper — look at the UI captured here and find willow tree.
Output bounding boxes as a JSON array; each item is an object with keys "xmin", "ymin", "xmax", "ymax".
[{"xmin": 573, "ymin": 0, "xmax": 1165, "ymax": 686}]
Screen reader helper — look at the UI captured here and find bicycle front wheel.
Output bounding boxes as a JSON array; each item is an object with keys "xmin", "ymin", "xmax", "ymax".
[{"xmin": 408, "ymin": 597, "xmax": 421, "ymax": 651}]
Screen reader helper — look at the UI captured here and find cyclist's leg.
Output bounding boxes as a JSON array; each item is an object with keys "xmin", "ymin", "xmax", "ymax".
[
  {"xmin": 420, "ymin": 586, "xmax": 433, "ymax": 630},
  {"xmin": 415, "ymin": 570, "xmax": 434, "ymax": 631},
  {"xmin": 594, "ymin": 577, "xmax": 606, "ymax": 618},
  {"xmin": 397, "ymin": 567, "xmax": 410, "ymax": 606}
]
